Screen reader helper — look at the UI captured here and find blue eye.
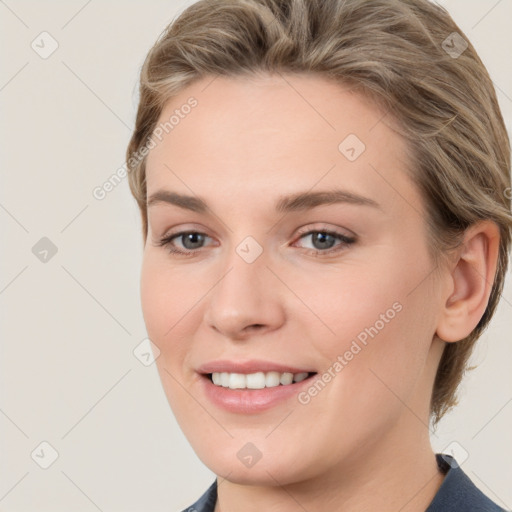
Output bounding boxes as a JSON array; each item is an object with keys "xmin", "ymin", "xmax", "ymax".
[
  {"xmin": 158, "ymin": 231, "xmax": 213, "ymax": 255},
  {"xmin": 157, "ymin": 229, "xmax": 355, "ymax": 257},
  {"xmin": 175, "ymin": 232, "xmax": 208, "ymax": 250},
  {"xmin": 294, "ymin": 230, "xmax": 356, "ymax": 254}
]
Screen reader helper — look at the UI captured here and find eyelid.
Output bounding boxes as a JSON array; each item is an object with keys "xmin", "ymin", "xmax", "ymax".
[
  {"xmin": 293, "ymin": 223, "xmax": 356, "ymax": 240},
  {"xmin": 156, "ymin": 223, "xmax": 357, "ymax": 257},
  {"xmin": 153, "ymin": 222, "xmax": 215, "ymax": 244},
  {"xmin": 156, "ymin": 229, "xmax": 215, "ymax": 249},
  {"xmin": 290, "ymin": 227, "xmax": 356, "ymax": 255}
]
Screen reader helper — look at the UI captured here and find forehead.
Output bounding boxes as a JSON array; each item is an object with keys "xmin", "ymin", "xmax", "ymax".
[{"xmin": 145, "ymin": 74, "xmax": 416, "ymax": 213}]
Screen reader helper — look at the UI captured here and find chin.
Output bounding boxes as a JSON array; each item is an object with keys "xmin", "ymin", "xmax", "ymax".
[{"xmin": 195, "ymin": 443, "xmax": 316, "ymax": 486}]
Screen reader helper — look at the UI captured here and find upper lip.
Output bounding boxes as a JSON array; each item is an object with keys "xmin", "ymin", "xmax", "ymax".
[{"xmin": 197, "ymin": 359, "xmax": 316, "ymax": 374}]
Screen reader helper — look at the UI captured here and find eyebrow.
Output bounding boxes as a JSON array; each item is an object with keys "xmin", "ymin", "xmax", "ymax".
[{"xmin": 147, "ymin": 188, "xmax": 381, "ymax": 213}]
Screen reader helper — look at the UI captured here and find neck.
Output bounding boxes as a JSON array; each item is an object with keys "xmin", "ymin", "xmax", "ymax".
[{"xmin": 215, "ymin": 415, "xmax": 445, "ymax": 512}]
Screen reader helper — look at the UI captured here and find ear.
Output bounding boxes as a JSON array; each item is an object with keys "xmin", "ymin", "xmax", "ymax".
[{"xmin": 436, "ymin": 220, "xmax": 501, "ymax": 343}]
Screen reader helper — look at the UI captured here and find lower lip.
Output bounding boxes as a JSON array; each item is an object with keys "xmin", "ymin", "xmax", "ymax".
[{"xmin": 199, "ymin": 374, "xmax": 315, "ymax": 413}]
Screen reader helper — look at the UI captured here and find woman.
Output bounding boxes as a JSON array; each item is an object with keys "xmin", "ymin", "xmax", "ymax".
[{"xmin": 126, "ymin": 0, "xmax": 511, "ymax": 510}]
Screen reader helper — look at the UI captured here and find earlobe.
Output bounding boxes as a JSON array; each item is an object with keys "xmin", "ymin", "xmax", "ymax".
[{"xmin": 435, "ymin": 221, "xmax": 500, "ymax": 343}]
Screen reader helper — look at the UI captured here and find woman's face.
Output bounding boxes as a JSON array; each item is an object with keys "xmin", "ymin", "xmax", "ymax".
[{"xmin": 141, "ymin": 74, "xmax": 446, "ymax": 485}]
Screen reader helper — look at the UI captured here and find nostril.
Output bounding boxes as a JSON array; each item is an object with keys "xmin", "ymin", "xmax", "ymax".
[{"xmin": 244, "ymin": 324, "xmax": 265, "ymax": 333}]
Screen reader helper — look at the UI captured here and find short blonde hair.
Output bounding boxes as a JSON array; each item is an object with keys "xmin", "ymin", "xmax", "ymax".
[{"xmin": 126, "ymin": 0, "xmax": 512, "ymax": 425}]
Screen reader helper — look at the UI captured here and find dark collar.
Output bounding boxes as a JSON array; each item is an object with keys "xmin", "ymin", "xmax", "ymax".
[{"xmin": 426, "ymin": 453, "xmax": 505, "ymax": 511}]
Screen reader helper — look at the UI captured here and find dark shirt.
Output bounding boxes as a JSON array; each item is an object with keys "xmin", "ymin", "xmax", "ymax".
[{"xmin": 181, "ymin": 454, "xmax": 506, "ymax": 511}]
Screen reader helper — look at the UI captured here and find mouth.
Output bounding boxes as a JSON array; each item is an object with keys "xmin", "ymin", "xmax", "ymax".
[
  {"xmin": 203, "ymin": 371, "xmax": 318, "ymax": 390},
  {"xmin": 199, "ymin": 369, "xmax": 319, "ymax": 413},
  {"xmin": 196, "ymin": 360, "xmax": 319, "ymax": 412}
]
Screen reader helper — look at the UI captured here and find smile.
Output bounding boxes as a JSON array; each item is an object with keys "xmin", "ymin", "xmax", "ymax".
[
  {"xmin": 209, "ymin": 371, "xmax": 315, "ymax": 389},
  {"xmin": 200, "ymin": 370, "xmax": 318, "ymax": 413}
]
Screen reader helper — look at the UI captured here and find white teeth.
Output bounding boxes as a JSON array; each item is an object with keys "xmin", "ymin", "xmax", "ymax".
[
  {"xmin": 210, "ymin": 371, "xmax": 312, "ymax": 389},
  {"xmin": 280, "ymin": 372, "xmax": 294, "ymax": 385},
  {"xmin": 228, "ymin": 373, "xmax": 246, "ymax": 389},
  {"xmin": 265, "ymin": 371, "xmax": 281, "ymax": 388},
  {"xmin": 246, "ymin": 372, "xmax": 266, "ymax": 389},
  {"xmin": 220, "ymin": 372, "xmax": 230, "ymax": 387},
  {"xmin": 293, "ymin": 372, "xmax": 309, "ymax": 383}
]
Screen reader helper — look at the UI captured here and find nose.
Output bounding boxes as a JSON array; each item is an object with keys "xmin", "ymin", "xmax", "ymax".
[{"xmin": 203, "ymin": 248, "xmax": 286, "ymax": 340}]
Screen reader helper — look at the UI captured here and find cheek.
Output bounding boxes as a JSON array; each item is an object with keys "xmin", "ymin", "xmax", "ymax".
[
  {"xmin": 140, "ymin": 256, "xmax": 203, "ymax": 416},
  {"xmin": 140, "ymin": 255, "xmax": 199, "ymax": 362},
  {"xmin": 140, "ymin": 260, "xmax": 170, "ymax": 339},
  {"xmin": 297, "ymin": 250, "xmax": 436, "ymax": 397},
  {"xmin": 292, "ymin": 261, "xmax": 403, "ymax": 345},
  {"xmin": 279, "ymin": 263, "xmax": 436, "ymax": 462}
]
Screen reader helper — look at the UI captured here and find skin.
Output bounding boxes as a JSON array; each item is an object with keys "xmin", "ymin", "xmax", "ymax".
[{"xmin": 140, "ymin": 74, "xmax": 500, "ymax": 511}]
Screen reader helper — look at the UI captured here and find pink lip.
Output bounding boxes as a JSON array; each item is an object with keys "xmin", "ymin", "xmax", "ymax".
[
  {"xmin": 196, "ymin": 359, "xmax": 317, "ymax": 414},
  {"xmin": 197, "ymin": 359, "xmax": 315, "ymax": 374},
  {"xmin": 199, "ymin": 374, "xmax": 316, "ymax": 413}
]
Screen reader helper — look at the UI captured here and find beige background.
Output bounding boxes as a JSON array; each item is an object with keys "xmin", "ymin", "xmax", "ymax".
[{"xmin": 1, "ymin": 1, "xmax": 511, "ymax": 510}]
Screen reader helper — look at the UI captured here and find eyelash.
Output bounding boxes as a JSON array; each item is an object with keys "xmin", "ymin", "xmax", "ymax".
[{"xmin": 156, "ymin": 227, "xmax": 356, "ymax": 258}]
